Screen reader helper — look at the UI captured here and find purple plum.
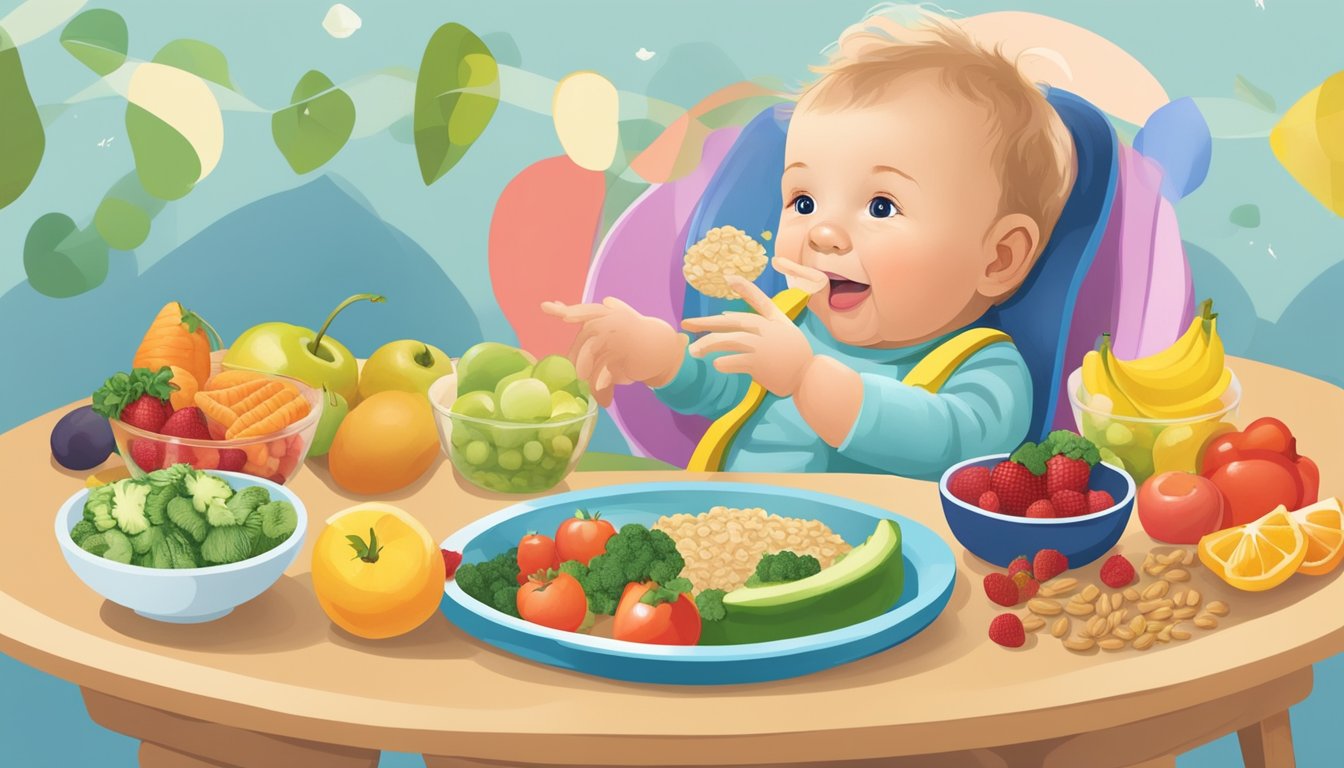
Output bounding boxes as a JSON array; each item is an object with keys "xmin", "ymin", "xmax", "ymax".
[{"xmin": 51, "ymin": 405, "xmax": 115, "ymax": 470}]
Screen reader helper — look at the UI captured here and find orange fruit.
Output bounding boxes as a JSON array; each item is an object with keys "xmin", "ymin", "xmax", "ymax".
[
  {"xmin": 1198, "ymin": 506, "xmax": 1306, "ymax": 591},
  {"xmin": 1292, "ymin": 497, "xmax": 1344, "ymax": 576},
  {"xmin": 328, "ymin": 391, "xmax": 439, "ymax": 494},
  {"xmin": 311, "ymin": 503, "xmax": 445, "ymax": 639},
  {"xmin": 167, "ymin": 366, "xmax": 199, "ymax": 411}
]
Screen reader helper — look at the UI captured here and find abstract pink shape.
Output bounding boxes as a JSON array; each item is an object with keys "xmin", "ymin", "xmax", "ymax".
[
  {"xmin": 1137, "ymin": 196, "xmax": 1194, "ymax": 356},
  {"xmin": 584, "ymin": 126, "xmax": 743, "ymax": 465},
  {"xmin": 1110, "ymin": 147, "xmax": 1163, "ymax": 360},
  {"xmin": 489, "ymin": 156, "xmax": 606, "ymax": 357}
]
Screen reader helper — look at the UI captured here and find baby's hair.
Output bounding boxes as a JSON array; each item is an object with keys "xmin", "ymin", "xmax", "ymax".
[{"xmin": 801, "ymin": 5, "xmax": 1077, "ymax": 257}]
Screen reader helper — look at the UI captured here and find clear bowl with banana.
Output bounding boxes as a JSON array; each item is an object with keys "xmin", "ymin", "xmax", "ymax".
[{"xmin": 1068, "ymin": 299, "xmax": 1240, "ymax": 484}]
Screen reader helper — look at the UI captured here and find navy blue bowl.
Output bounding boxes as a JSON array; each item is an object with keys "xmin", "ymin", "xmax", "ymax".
[{"xmin": 939, "ymin": 454, "xmax": 1136, "ymax": 568}]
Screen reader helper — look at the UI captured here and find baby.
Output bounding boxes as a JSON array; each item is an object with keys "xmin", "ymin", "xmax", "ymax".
[{"xmin": 543, "ymin": 13, "xmax": 1076, "ymax": 479}]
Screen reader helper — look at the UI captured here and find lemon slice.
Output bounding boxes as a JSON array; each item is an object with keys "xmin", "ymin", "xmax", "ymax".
[
  {"xmin": 1292, "ymin": 497, "xmax": 1344, "ymax": 576},
  {"xmin": 1198, "ymin": 506, "xmax": 1306, "ymax": 591}
]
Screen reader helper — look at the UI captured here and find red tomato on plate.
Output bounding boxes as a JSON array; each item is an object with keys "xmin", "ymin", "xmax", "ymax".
[
  {"xmin": 612, "ymin": 581, "xmax": 701, "ymax": 645},
  {"xmin": 516, "ymin": 572, "xmax": 587, "ymax": 631},
  {"xmin": 555, "ymin": 509, "xmax": 616, "ymax": 566},
  {"xmin": 516, "ymin": 533, "xmax": 559, "ymax": 584}
]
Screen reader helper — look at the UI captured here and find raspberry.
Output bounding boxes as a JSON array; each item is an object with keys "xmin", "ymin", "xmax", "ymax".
[
  {"xmin": 1050, "ymin": 489, "xmax": 1088, "ymax": 517},
  {"xmin": 1025, "ymin": 499, "xmax": 1057, "ymax": 519},
  {"xmin": 983, "ymin": 572, "xmax": 1021, "ymax": 607},
  {"xmin": 1087, "ymin": 489, "xmax": 1116, "ymax": 514},
  {"xmin": 989, "ymin": 613, "xmax": 1026, "ymax": 648},
  {"xmin": 1099, "ymin": 554, "xmax": 1136, "ymax": 588},
  {"xmin": 977, "ymin": 490, "xmax": 1002, "ymax": 513},
  {"xmin": 1007, "ymin": 555, "xmax": 1032, "ymax": 579},
  {"xmin": 1033, "ymin": 549, "xmax": 1070, "ymax": 582}
]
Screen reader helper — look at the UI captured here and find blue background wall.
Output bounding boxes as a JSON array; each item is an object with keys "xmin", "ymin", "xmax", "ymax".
[{"xmin": 2, "ymin": 1, "xmax": 1341, "ymax": 765}]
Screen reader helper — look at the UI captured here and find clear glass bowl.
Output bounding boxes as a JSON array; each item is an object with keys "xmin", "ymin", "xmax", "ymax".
[
  {"xmin": 1066, "ymin": 367, "xmax": 1241, "ymax": 485},
  {"xmin": 428, "ymin": 373, "xmax": 597, "ymax": 495},
  {"xmin": 108, "ymin": 375, "xmax": 322, "ymax": 485}
]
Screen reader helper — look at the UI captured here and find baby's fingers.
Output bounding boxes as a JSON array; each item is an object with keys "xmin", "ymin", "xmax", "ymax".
[
  {"xmin": 541, "ymin": 300, "xmax": 608, "ymax": 323},
  {"xmin": 689, "ymin": 332, "xmax": 758, "ymax": 358},
  {"xmin": 772, "ymin": 257, "xmax": 828, "ymax": 295},
  {"xmin": 681, "ymin": 312, "xmax": 765, "ymax": 334},
  {"xmin": 711, "ymin": 353, "xmax": 757, "ymax": 375}
]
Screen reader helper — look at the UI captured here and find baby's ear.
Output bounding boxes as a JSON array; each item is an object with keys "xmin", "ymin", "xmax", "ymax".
[{"xmin": 979, "ymin": 213, "xmax": 1041, "ymax": 301}]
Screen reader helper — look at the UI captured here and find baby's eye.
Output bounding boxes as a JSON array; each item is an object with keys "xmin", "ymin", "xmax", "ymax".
[
  {"xmin": 791, "ymin": 195, "xmax": 816, "ymax": 215},
  {"xmin": 867, "ymin": 196, "xmax": 900, "ymax": 218}
]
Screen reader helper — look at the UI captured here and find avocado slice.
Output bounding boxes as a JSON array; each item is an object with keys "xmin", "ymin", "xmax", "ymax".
[{"xmin": 699, "ymin": 518, "xmax": 904, "ymax": 645}]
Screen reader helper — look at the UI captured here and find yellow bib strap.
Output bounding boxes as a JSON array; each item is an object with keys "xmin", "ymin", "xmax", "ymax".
[
  {"xmin": 685, "ymin": 289, "xmax": 810, "ymax": 472},
  {"xmin": 901, "ymin": 327, "xmax": 1012, "ymax": 393}
]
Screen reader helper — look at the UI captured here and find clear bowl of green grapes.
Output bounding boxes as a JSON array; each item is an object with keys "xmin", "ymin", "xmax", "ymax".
[{"xmin": 428, "ymin": 343, "xmax": 597, "ymax": 495}]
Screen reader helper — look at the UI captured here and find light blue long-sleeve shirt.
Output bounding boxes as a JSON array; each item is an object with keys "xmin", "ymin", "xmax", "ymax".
[{"xmin": 652, "ymin": 311, "xmax": 1033, "ymax": 480}]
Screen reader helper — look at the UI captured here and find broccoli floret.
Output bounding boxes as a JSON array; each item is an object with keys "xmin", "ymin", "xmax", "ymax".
[
  {"xmin": 69, "ymin": 520, "xmax": 97, "ymax": 547},
  {"xmin": 747, "ymin": 550, "xmax": 821, "ymax": 586},
  {"xmin": 227, "ymin": 486, "xmax": 270, "ymax": 519},
  {"xmin": 110, "ymin": 479, "xmax": 151, "ymax": 535},
  {"xmin": 144, "ymin": 484, "xmax": 179, "ymax": 526},
  {"xmin": 184, "ymin": 471, "xmax": 233, "ymax": 514},
  {"xmin": 84, "ymin": 484, "xmax": 117, "ymax": 531},
  {"xmin": 167, "ymin": 496, "xmax": 209, "ymax": 542},
  {"xmin": 100, "ymin": 529, "xmax": 134, "ymax": 564},
  {"xmin": 246, "ymin": 501, "xmax": 297, "ymax": 556},
  {"xmin": 130, "ymin": 526, "xmax": 164, "ymax": 556},
  {"xmin": 455, "ymin": 548, "xmax": 521, "ymax": 618},
  {"xmin": 145, "ymin": 463, "xmax": 192, "ymax": 491},
  {"xmin": 580, "ymin": 524, "xmax": 684, "ymax": 615},
  {"xmin": 79, "ymin": 532, "xmax": 112, "ymax": 557},
  {"xmin": 151, "ymin": 527, "xmax": 202, "ymax": 569},
  {"xmin": 695, "ymin": 589, "xmax": 727, "ymax": 622},
  {"xmin": 557, "ymin": 559, "xmax": 588, "ymax": 581},
  {"xmin": 202, "ymin": 525, "xmax": 253, "ymax": 564}
]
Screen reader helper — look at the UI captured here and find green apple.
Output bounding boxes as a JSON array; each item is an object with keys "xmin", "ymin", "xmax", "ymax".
[
  {"xmin": 222, "ymin": 293, "xmax": 383, "ymax": 403},
  {"xmin": 358, "ymin": 339, "xmax": 455, "ymax": 399},
  {"xmin": 307, "ymin": 385, "xmax": 348, "ymax": 458}
]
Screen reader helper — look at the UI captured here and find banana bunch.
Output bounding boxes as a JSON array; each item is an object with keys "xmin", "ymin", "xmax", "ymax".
[{"xmin": 1082, "ymin": 299, "xmax": 1231, "ymax": 420}]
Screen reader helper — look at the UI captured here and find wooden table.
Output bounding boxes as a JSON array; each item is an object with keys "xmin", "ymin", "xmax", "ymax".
[{"xmin": 1, "ymin": 357, "xmax": 1340, "ymax": 768}]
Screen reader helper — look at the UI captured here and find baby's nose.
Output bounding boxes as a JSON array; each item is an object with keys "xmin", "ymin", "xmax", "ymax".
[{"xmin": 807, "ymin": 222, "xmax": 852, "ymax": 255}]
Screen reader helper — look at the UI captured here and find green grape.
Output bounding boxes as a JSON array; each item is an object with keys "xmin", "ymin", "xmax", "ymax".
[
  {"xmin": 464, "ymin": 440, "xmax": 492, "ymax": 466},
  {"xmin": 499, "ymin": 378, "xmax": 551, "ymax": 421},
  {"xmin": 498, "ymin": 449, "xmax": 523, "ymax": 471},
  {"xmin": 522, "ymin": 440, "xmax": 544, "ymax": 463}
]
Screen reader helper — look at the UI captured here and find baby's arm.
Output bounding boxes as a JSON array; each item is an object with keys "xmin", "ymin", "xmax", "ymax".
[
  {"xmin": 651, "ymin": 347, "xmax": 754, "ymax": 419},
  {"xmin": 795, "ymin": 344, "xmax": 1033, "ymax": 477}
]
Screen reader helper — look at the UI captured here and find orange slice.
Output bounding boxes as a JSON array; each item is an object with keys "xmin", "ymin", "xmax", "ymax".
[
  {"xmin": 1292, "ymin": 497, "xmax": 1344, "ymax": 576},
  {"xmin": 1198, "ymin": 506, "xmax": 1306, "ymax": 591}
]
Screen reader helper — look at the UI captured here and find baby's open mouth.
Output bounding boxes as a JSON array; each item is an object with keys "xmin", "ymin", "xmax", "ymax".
[{"xmin": 824, "ymin": 271, "xmax": 871, "ymax": 312}]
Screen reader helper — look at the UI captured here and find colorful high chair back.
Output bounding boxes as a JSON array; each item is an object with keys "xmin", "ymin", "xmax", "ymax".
[{"xmin": 585, "ymin": 88, "xmax": 1198, "ymax": 468}]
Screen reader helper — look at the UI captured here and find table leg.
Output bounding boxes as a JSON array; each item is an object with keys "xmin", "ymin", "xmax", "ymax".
[
  {"xmin": 81, "ymin": 688, "xmax": 381, "ymax": 768},
  {"xmin": 1238, "ymin": 710, "xmax": 1295, "ymax": 768}
]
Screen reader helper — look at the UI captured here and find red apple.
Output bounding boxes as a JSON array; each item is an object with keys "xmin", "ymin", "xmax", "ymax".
[
  {"xmin": 1137, "ymin": 471, "xmax": 1226, "ymax": 544},
  {"xmin": 1205, "ymin": 450, "xmax": 1304, "ymax": 527}
]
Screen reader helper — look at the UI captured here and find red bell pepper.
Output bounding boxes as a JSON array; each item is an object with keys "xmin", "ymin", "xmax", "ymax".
[{"xmin": 1201, "ymin": 417, "xmax": 1319, "ymax": 527}]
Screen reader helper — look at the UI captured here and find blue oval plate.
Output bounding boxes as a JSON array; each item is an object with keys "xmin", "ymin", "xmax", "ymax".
[{"xmin": 440, "ymin": 482, "xmax": 956, "ymax": 685}]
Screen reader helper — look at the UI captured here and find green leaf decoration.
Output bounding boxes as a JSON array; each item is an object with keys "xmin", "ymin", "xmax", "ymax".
[
  {"xmin": 1229, "ymin": 203, "xmax": 1261, "ymax": 229},
  {"xmin": 1233, "ymin": 74, "xmax": 1276, "ymax": 113},
  {"xmin": 59, "ymin": 9, "xmax": 127, "ymax": 76},
  {"xmin": 0, "ymin": 26, "xmax": 45, "ymax": 209},
  {"xmin": 24, "ymin": 213, "xmax": 110, "ymax": 297},
  {"xmin": 126, "ymin": 104, "xmax": 201, "ymax": 200},
  {"xmin": 271, "ymin": 69, "xmax": 356, "ymax": 174},
  {"xmin": 413, "ymin": 23, "xmax": 498, "ymax": 185},
  {"xmin": 94, "ymin": 172, "xmax": 166, "ymax": 249},
  {"xmin": 153, "ymin": 39, "xmax": 234, "ymax": 89}
]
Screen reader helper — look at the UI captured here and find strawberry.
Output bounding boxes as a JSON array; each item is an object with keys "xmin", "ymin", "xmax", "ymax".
[
  {"xmin": 1050, "ymin": 489, "xmax": 1088, "ymax": 517},
  {"xmin": 442, "ymin": 549, "xmax": 463, "ymax": 579},
  {"xmin": 129, "ymin": 439, "xmax": 164, "ymax": 472},
  {"xmin": 91, "ymin": 367, "xmax": 177, "ymax": 432},
  {"xmin": 1025, "ymin": 499, "xmax": 1056, "ymax": 518},
  {"xmin": 1033, "ymin": 548, "xmax": 1069, "ymax": 582},
  {"xmin": 1087, "ymin": 489, "xmax": 1116, "ymax": 514},
  {"xmin": 977, "ymin": 490, "xmax": 1002, "ymax": 513},
  {"xmin": 1011, "ymin": 571, "xmax": 1030, "ymax": 589},
  {"xmin": 983, "ymin": 573, "xmax": 1021, "ymax": 607},
  {"xmin": 949, "ymin": 466, "xmax": 992, "ymax": 504},
  {"xmin": 988, "ymin": 613, "xmax": 1026, "ymax": 648},
  {"xmin": 1042, "ymin": 430, "xmax": 1101, "ymax": 495},
  {"xmin": 160, "ymin": 407, "xmax": 211, "ymax": 439},
  {"xmin": 1007, "ymin": 555, "xmax": 1032, "ymax": 579},
  {"xmin": 218, "ymin": 449, "xmax": 247, "ymax": 471},
  {"xmin": 1099, "ymin": 554, "xmax": 1136, "ymax": 588},
  {"xmin": 990, "ymin": 442, "xmax": 1050, "ymax": 514},
  {"xmin": 1019, "ymin": 577, "xmax": 1040, "ymax": 601}
]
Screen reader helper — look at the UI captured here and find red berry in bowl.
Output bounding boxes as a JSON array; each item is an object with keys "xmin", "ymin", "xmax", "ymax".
[
  {"xmin": 989, "ymin": 613, "xmax": 1026, "ymax": 648},
  {"xmin": 1050, "ymin": 489, "xmax": 1087, "ymax": 517},
  {"xmin": 977, "ymin": 490, "xmax": 1002, "ymax": 514},
  {"xmin": 160, "ymin": 407, "xmax": 211, "ymax": 439},
  {"xmin": 949, "ymin": 466, "xmax": 992, "ymax": 503},
  {"xmin": 1025, "ymin": 499, "xmax": 1057, "ymax": 519},
  {"xmin": 218, "ymin": 448, "xmax": 247, "ymax": 472},
  {"xmin": 1099, "ymin": 555, "xmax": 1136, "ymax": 588},
  {"xmin": 1087, "ymin": 489, "xmax": 1116, "ymax": 514},
  {"xmin": 990, "ymin": 458, "xmax": 1047, "ymax": 515},
  {"xmin": 983, "ymin": 572, "xmax": 1021, "ymax": 607},
  {"xmin": 129, "ymin": 439, "xmax": 164, "ymax": 472}
]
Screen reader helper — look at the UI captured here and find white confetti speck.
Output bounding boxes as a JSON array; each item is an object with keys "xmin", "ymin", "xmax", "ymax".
[
  {"xmin": 323, "ymin": 4, "xmax": 362, "ymax": 39},
  {"xmin": 96, "ymin": 136, "xmax": 114, "ymax": 148},
  {"xmin": 1267, "ymin": 244, "xmax": 1277, "ymax": 259},
  {"xmin": 1255, "ymin": 0, "xmax": 1264, "ymax": 9},
  {"xmin": 635, "ymin": 47, "xmax": 656, "ymax": 61}
]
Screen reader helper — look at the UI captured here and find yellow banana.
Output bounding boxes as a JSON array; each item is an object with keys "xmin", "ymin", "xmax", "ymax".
[
  {"xmin": 1123, "ymin": 299, "xmax": 1212, "ymax": 373},
  {"xmin": 1081, "ymin": 346, "xmax": 1141, "ymax": 416},
  {"xmin": 1130, "ymin": 367, "xmax": 1233, "ymax": 419},
  {"xmin": 1106, "ymin": 316, "xmax": 1225, "ymax": 406}
]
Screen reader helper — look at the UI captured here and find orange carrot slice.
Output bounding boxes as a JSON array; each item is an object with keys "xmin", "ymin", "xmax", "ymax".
[
  {"xmin": 194, "ymin": 390, "xmax": 241, "ymax": 430},
  {"xmin": 211, "ymin": 378, "xmax": 281, "ymax": 408},
  {"xmin": 230, "ymin": 394, "xmax": 311, "ymax": 439},
  {"xmin": 206, "ymin": 369, "xmax": 267, "ymax": 391}
]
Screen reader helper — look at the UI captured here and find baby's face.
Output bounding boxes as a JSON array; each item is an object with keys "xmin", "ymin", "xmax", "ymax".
[{"xmin": 775, "ymin": 74, "xmax": 1013, "ymax": 348}]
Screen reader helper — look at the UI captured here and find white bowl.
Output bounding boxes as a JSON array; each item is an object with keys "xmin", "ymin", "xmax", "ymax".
[{"xmin": 54, "ymin": 472, "xmax": 307, "ymax": 623}]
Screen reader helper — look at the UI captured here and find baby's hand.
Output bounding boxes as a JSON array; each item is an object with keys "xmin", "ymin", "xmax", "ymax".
[
  {"xmin": 772, "ymin": 256, "xmax": 829, "ymax": 295},
  {"xmin": 541, "ymin": 297, "xmax": 687, "ymax": 406},
  {"xmin": 681, "ymin": 275, "xmax": 816, "ymax": 398}
]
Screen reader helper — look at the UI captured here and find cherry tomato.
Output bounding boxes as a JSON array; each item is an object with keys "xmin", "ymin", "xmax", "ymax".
[
  {"xmin": 516, "ymin": 572, "xmax": 587, "ymax": 631},
  {"xmin": 517, "ymin": 533, "xmax": 559, "ymax": 584},
  {"xmin": 612, "ymin": 581, "xmax": 701, "ymax": 645},
  {"xmin": 555, "ymin": 509, "xmax": 617, "ymax": 566},
  {"xmin": 1206, "ymin": 450, "xmax": 1305, "ymax": 527},
  {"xmin": 1137, "ymin": 472, "xmax": 1225, "ymax": 544},
  {"xmin": 1202, "ymin": 417, "xmax": 1296, "ymax": 475}
]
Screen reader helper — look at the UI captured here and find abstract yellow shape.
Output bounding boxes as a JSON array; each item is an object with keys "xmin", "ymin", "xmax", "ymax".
[
  {"xmin": 959, "ymin": 11, "xmax": 1168, "ymax": 126},
  {"xmin": 1271, "ymin": 70, "xmax": 1344, "ymax": 218},
  {"xmin": 126, "ymin": 62, "xmax": 224, "ymax": 181},
  {"xmin": 552, "ymin": 71, "xmax": 619, "ymax": 171}
]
